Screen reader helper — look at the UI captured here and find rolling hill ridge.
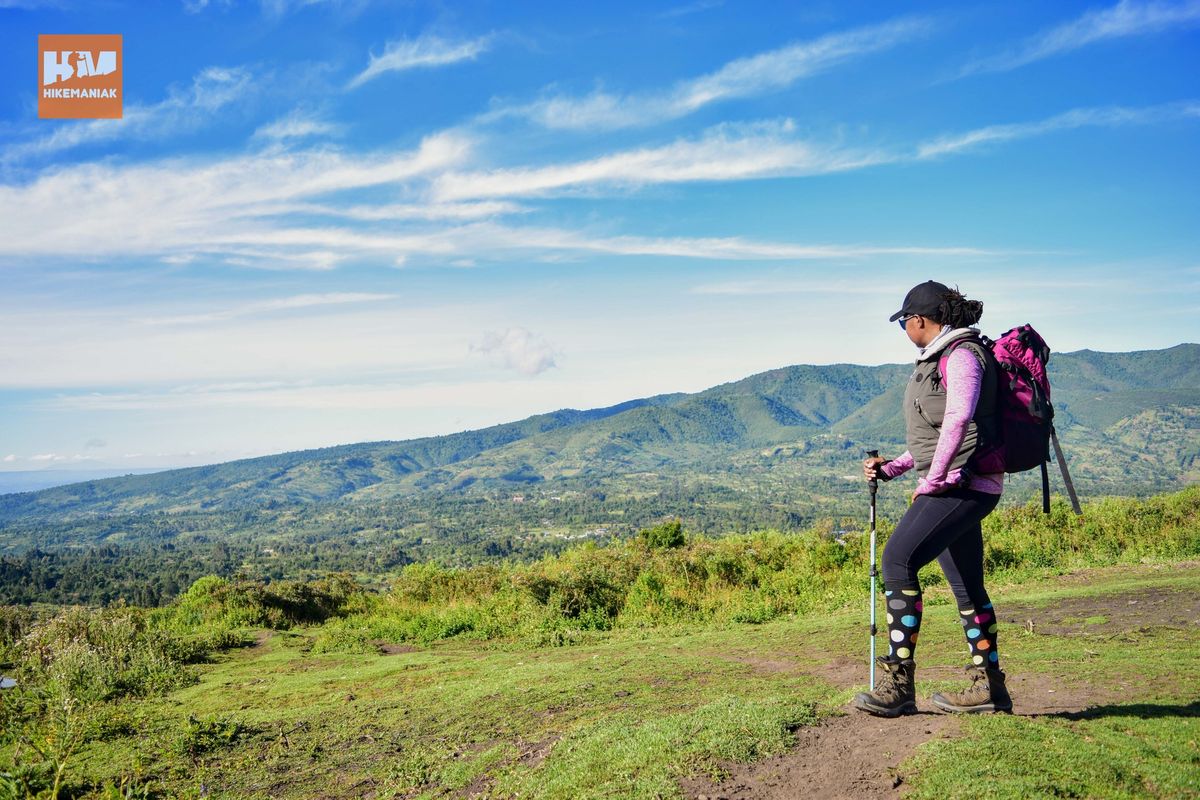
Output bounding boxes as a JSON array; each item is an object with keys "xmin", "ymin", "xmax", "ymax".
[{"xmin": 2, "ymin": 344, "xmax": 1197, "ymax": 526}]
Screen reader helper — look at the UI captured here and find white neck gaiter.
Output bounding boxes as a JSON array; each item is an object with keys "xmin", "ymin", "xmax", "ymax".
[{"xmin": 916, "ymin": 325, "xmax": 976, "ymax": 361}]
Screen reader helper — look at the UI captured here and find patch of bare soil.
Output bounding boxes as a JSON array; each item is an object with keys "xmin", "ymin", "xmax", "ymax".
[
  {"xmin": 516, "ymin": 734, "xmax": 560, "ymax": 769},
  {"xmin": 376, "ymin": 641, "xmax": 420, "ymax": 655},
  {"xmin": 999, "ymin": 584, "xmax": 1199, "ymax": 636},
  {"xmin": 679, "ymin": 706, "xmax": 961, "ymax": 800},
  {"xmin": 451, "ymin": 734, "xmax": 561, "ymax": 799},
  {"xmin": 678, "ymin": 579, "xmax": 1194, "ymax": 800}
]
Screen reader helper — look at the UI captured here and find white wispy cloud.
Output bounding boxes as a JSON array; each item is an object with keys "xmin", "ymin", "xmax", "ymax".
[
  {"xmin": 434, "ymin": 119, "xmax": 889, "ymax": 200},
  {"xmin": 348, "ymin": 32, "xmax": 493, "ymax": 89},
  {"xmin": 4, "ymin": 66, "xmax": 254, "ymax": 163},
  {"xmin": 441, "ymin": 101, "xmax": 1200, "ymax": 201},
  {"xmin": 470, "ymin": 327, "xmax": 559, "ymax": 376},
  {"xmin": 138, "ymin": 292, "xmax": 395, "ymax": 325},
  {"xmin": 243, "ymin": 199, "xmax": 524, "ymax": 222},
  {"xmin": 0, "ymin": 130, "xmax": 473, "ymax": 262},
  {"xmin": 916, "ymin": 101, "xmax": 1200, "ymax": 159},
  {"xmin": 0, "ymin": 118, "xmax": 989, "ymax": 268},
  {"xmin": 655, "ymin": 0, "xmax": 724, "ymax": 19},
  {"xmin": 195, "ymin": 220, "xmax": 995, "ymax": 263},
  {"xmin": 253, "ymin": 109, "xmax": 342, "ymax": 141},
  {"xmin": 260, "ymin": 0, "xmax": 354, "ymax": 16},
  {"xmin": 6, "ymin": 97, "xmax": 1187, "ymax": 271},
  {"xmin": 186, "ymin": 0, "xmax": 369, "ymax": 17},
  {"xmin": 962, "ymin": 0, "xmax": 1200, "ymax": 75},
  {"xmin": 30, "ymin": 453, "xmax": 81, "ymax": 462},
  {"xmin": 692, "ymin": 279, "xmax": 907, "ymax": 296},
  {"xmin": 451, "ymin": 225, "xmax": 994, "ymax": 261},
  {"xmin": 481, "ymin": 17, "xmax": 927, "ymax": 130},
  {"xmin": 39, "ymin": 377, "xmax": 573, "ymax": 412},
  {"xmin": 0, "ymin": 302, "xmax": 478, "ymax": 389}
]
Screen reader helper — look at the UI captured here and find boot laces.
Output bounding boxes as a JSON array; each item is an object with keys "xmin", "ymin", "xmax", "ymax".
[
  {"xmin": 961, "ymin": 665, "xmax": 989, "ymax": 696},
  {"xmin": 875, "ymin": 656, "xmax": 906, "ymax": 695}
]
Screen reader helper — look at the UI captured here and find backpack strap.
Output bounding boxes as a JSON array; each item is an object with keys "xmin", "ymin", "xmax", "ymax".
[{"xmin": 936, "ymin": 335, "xmax": 989, "ymax": 385}]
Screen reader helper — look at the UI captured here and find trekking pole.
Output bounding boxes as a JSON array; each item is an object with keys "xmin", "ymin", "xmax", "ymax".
[
  {"xmin": 1050, "ymin": 427, "xmax": 1083, "ymax": 515},
  {"xmin": 866, "ymin": 449, "xmax": 879, "ymax": 692}
]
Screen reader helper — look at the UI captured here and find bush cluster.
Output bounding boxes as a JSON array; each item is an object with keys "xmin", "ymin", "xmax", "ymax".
[
  {"xmin": 308, "ymin": 487, "xmax": 1200, "ymax": 652},
  {"xmin": 151, "ymin": 572, "xmax": 366, "ymax": 650},
  {"xmin": 10, "ymin": 605, "xmax": 200, "ymax": 704},
  {"xmin": 1, "ymin": 605, "xmax": 203, "ymax": 799}
]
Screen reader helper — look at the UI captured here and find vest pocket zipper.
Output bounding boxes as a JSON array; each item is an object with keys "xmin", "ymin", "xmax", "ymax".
[{"xmin": 913, "ymin": 397, "xmax": 940, "ymax": 428}]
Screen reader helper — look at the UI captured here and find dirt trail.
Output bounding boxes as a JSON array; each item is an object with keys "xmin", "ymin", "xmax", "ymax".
[{"xmin": 678, "ymin": 576, "xmax": 1199, "ymax": 800}]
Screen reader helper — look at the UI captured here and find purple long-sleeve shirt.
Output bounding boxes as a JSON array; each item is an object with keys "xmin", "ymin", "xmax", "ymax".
[{"xmin": 881, "ymin": 346, "xmax": 1004, "ymax": 495}]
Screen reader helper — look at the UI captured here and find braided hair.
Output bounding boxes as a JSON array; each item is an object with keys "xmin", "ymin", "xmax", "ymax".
[{"xmin": 931, "ymin": 286, "xmax": 983, "ymax": 328}]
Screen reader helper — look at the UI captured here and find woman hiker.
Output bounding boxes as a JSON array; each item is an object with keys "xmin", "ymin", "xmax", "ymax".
[{"xmin": 853, "ymin": 280, "xmax": 1013, "ymax": 717}]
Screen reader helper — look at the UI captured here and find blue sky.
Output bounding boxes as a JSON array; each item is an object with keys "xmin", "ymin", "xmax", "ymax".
[{"xmin": 0, "ymin": 0, "xmax": 1198, "ymax": 473}]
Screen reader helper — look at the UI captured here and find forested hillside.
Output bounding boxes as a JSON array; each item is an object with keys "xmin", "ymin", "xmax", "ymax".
[{"xmin": 1, "ymin": 344, "xmax": 1196, "ymax": 605}]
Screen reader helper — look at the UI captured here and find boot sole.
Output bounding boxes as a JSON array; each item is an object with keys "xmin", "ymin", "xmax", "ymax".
[
  {"xmin": 852, "ymin": 694, "xmax": 918, "ymax": 718},
  {"xmin": 930, "ymin": 694, "xmax": 1013, "ymax": 714}
]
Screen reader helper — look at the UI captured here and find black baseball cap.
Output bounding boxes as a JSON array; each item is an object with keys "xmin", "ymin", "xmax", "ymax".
[{"xmin": 888, "ymin": 280, "xmax": 950, "ymax": 322}]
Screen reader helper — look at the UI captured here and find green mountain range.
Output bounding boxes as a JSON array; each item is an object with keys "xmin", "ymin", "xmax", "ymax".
[{"xmin": 2, "ymin": 343, "xmax": 1197, "ymax": 528}]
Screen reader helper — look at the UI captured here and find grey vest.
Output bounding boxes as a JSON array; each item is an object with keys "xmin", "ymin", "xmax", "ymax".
[{"xmin": 904, "ymin": 331, "xmax": 998, "ymax": 477}]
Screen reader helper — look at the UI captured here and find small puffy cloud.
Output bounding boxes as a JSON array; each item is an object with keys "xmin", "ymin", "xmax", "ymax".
[
  {"xmin": 2, "ymin": 454, "xmax": 16, "ymax": 462},
  {"xmin": 470, "ymin": 327, "xmax": 559, "ymax": 376}
]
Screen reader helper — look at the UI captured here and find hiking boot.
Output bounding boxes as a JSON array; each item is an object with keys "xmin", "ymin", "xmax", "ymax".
[
  {"xmin": 852, "ymin": 655, "xmax": 917, "ymax": 717},
  {"xmin": 931, "ymin": 664, "xmax": 1013, "ymax": 714}
]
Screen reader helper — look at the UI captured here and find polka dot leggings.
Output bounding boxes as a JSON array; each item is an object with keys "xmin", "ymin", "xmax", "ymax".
[
  {"xmin": 885, "ymin": 587, "xmax": 923, "ymax": 660},
  {"xmin": 881, "ymin": 487, "xmax": 1002, "ymax": 667},
  {"xmin": 960, "ymin": 602, "xmax": 1000, "ymax": 667}
]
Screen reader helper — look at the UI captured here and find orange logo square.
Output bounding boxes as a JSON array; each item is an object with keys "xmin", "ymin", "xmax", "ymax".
[{"xmin": 38, "ymin": 34, "xmax": 123, "ymax": 119}]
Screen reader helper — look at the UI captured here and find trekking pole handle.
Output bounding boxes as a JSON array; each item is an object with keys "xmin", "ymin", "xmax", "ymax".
[{"xmin": 866, "ymin": 449, "xmax": 879, "ymax": 496}]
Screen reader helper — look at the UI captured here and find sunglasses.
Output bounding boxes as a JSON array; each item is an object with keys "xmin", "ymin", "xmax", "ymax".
[{"xmin": 897, "ymin": 314, "xmax": 918, "ymax": 329}]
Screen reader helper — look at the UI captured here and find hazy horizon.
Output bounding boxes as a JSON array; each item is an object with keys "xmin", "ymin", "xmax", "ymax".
[{"xmin": 2, "ymin": 338, "xmax": 1194, "ymax": 489}]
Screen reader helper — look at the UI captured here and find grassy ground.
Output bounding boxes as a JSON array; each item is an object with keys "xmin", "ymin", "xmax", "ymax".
[
  {"xmin": 903, "ymin": 565, "xmax": 1200, "ymax": 800},
  {"xmin": 27, "ymin": 559, "xmax": 1197, "ymax": 799}
]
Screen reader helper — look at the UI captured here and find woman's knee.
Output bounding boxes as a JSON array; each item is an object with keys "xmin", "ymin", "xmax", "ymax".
[{"xmin": 881, "ymin": 541, "xmax": 918, "ymax": 590}]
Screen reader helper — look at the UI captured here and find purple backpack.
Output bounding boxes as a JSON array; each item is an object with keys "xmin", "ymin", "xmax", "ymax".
[{"xmin": 940, "ymin": 324, "xmax": 1081, "ymax": 514}]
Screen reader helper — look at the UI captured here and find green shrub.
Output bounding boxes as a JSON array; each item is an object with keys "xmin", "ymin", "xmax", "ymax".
[
  {"xmin": 154, "ymin": 572, "xmax": 367, "ymax": 653},
  {"xmin": 176, "ymin": 715, "xmax": 249, "ymax": 758},
  {"xmin": 621, "ymin": 570, "xmax": 694, "ymax": 626},
  {"xmin": 15, "ymin": 606, "xmax": 197, "ymax": 703},
  {"xmin": 638, "ymin": 519, "xmax": 686, "ymax": 549}
]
